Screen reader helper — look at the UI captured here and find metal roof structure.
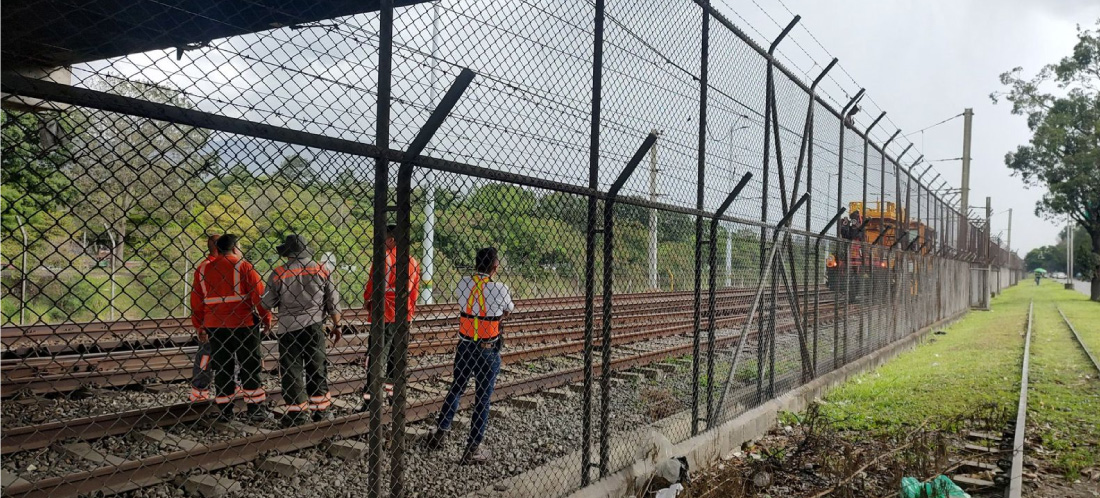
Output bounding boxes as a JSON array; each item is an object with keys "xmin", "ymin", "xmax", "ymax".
[{"xmin": 2, "ymin": 0, "xmax": 427, "ymax": 70}]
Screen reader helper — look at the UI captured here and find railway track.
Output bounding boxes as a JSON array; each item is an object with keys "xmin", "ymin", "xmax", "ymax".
[
  {"xmin": 0, "ymin": 312, "xmax": 833, "ymax": 498},
  {"xmin": 1, "ymin": 289, "xmax": 777, "ymax": 355},
  {"xmin": 1, "ymin": 304, "xmax": 836, "ymax": 455},
  {"xmin": 946, "ymin": 300, "xmax": 1033, "ymax": 495},
  {"xmin": 1057, "ymin": 306, "xmax": 1100, "ymax": 375},
  {"xmin": 1, "ymin": 289, "xmax": 825, "ymax": 396}
]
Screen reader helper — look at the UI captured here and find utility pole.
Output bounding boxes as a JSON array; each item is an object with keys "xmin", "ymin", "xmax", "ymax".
[
  {"xmin": 648, "ymin": 129, "xmax": 659, "ymax": 290},
  {"xmin": 959, "ymin": 108, "xmax": 973, "ymax": 253},
  {"xmin": 421, "ymin": 2, "xmax": 440, "ymax": 304},
  {"xmin": 1007, "ymin": 208, "xmax": 1012, "ymax": 255},
  {"xmin": 984, "ymin": 196, "xmax": 992, "ymax": 308},
  {"xmin": 1066, "ymin": 218, "xmax": 1074, "ymax": 289},
  {"xmin": 725, "ymin": 125, "xmax": 735, "ymax": 288}
]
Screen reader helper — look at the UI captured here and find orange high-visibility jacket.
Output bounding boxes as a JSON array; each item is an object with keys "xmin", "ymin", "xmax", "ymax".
[
  {"xmin": 364, "ymin": 247, "xmax": 421, "ymax": 323},
  {"xmin": 191, "ymin": 254, "xmax": 272, "ymax": 330}
]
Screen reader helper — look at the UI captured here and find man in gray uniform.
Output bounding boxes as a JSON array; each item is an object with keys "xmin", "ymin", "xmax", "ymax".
[{"xmin": 261, "ymin": 234, "xmax": 343, "ymax": 426}]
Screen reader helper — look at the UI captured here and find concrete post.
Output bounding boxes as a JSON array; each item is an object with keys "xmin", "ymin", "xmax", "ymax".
[
  {"xmin": 959, "ymin": 108, "xmax": 972, "ymax": 252},
  {"xmin": 649, "ymin": 130, "xmax": 659, "ymax": 290}
]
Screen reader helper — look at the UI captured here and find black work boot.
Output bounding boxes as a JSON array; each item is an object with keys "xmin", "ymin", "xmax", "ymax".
[
  {"xmin": 460, "ymin": 444, "xmax": 491, "ymax": 465},
  {"xmin": 423, "ymin": 428, "xmax": 448, "ymax": 451},
  {"xmin": 246, "ymin": 404, "xmax": 273, "ymax": 423},
  {"xmin": 311, "ymin": 410, "xmax": 335, "ymax": 423},
  {"xmin": 216, "ymin": 403, "xmax": 235, "ymax": 422},
  {"xmin": 280, "ymin": 411, "xmax": 307, "ymax": 428}
]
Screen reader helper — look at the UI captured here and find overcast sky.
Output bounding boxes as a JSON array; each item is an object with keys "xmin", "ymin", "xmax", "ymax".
[
  {"xmin": 720, "ymin": 0, "xmax": 1100, "ymax": 255},
  {"xmin": 82, "ymin": 0, "xmax": 1098, "ymax": 256}
]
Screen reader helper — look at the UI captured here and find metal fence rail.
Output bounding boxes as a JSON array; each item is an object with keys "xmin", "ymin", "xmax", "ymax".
[{"xmin": 1, "ymin": 1, "xmax": 1023, "ymax": 497}]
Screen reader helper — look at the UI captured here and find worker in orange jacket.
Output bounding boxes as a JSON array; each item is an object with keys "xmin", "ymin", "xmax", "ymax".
[
  {"xmin": 359, "ymin": 225, "xmax": 421, "ymax": 410},
  {"xmin": 190, "ymin": 234, "xmax": 273, "ymax": 422},
  {"xmin": 188, "ymin": 234, "xmax": 219, "ymax": 402}
]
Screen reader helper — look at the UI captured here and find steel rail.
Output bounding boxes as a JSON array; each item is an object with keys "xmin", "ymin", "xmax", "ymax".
[
  {"xmin": 0, "ymin": 324, "xmax": 789, "ymax": 498},
  {"xmin": 1057, "ymin": 306, "xmax": 1100, "ymax": 375},
  {"xmin": 1, "ymin": 288, "xmax": 776, "ymax": 353},
  {"xmin": 1, "ymin": 308, "xmax": 839, "ymax": 455},
  {"xmin": 1, "ymin": 292, "xmax": 818, "ymax": 395},
  {"xmin": 1005, "ymin": 300, "xmax": 1033, "ymax": 498}
]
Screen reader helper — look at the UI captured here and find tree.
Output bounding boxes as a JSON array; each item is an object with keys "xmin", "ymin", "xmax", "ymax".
[
  {"xmin": 275, "ymin": 153, "xmax": 317, "ymax": 187},
  {"xmin": 992, "ymin": 20, "xmax": 1100, "ymax": 300},
  {"xmin": 64, "ymin": 75, "xmax": 212, "ymax": 266},
  {"xmin": 1, "ymin": 111, "xmax": 75, "ymax": 233}
]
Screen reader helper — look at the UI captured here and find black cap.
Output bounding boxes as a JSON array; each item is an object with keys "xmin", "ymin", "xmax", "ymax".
[{"xmin": 276, "ymin": 234, "xmax": 311, "ymax": 257}]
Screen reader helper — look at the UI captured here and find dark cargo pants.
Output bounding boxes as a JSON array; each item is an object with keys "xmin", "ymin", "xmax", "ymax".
[
  {"xmin": 362, "ymin": 322, "xmax": 404, "ymax": 399},
  {"xmin": 278, "ymin": 323, "xmax": 330, "ymax": 411},
  {"xmin": 209, "ymin": 326, "xmax": 265, "ymax": 404}
]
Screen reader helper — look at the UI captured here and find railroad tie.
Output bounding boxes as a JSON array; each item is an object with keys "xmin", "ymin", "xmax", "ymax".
[
  {"xmin": 210, "ymin": 419, "xmax": 271, "ymax": 435},
  {"xmin": 506, "ymin": 395, "xmax": 543, "ymax": 410},
  {"xmin": 635, "ymin": 367, "xmax": 664, "ymax": 381},
  {"xmin": 179, "ymin": 474, "xmax": 242, "ymax": 498},
  {"xmin": 951, "ymin": 475, "xmax": 995, "ymax": 490},
  {"xmin": 259, "ymin": 455, "xmax": 313, "ymax": 477},
  {"xmin": 654, "ymin": 363, "xmax": 679, "ymax": 373},
  {"xmin": 61, "ymin": 442, "xmax": 128, "ymax": 466},
  {"xmin": 541, "ymin": 388, "xmax": 572, "ymax": 400},
  {"xmin": 139, "ymin": 429, "xmax": 202, "ymax": 451},
  {"xmin": 327, "ymin": 439, "xmax": 369, "ymax": 460},
  {"xmin": 1, "ymin": 469, "xmax": 30, "ymax": 491}
]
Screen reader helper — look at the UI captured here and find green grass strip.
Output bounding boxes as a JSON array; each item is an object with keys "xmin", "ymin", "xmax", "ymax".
[
  {"xmin": 820, "ymin": 281, "xmax": 1036, "ymax": 433},
  {"xmin": 1028, "ymin": 287, "xmax": 1100, "ymax": 479}
]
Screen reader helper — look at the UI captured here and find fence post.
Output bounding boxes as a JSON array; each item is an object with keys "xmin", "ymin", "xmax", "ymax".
[
  {"xmin": 601, "ymin": 134, "xmax": 657, "ymax": 474},
  {"xmin": 836, "ymin": 90, "xmax": 863, "ymax": 370},
  {"xmin": 754, "ymin": 14, "xmax": 799, "ymax": 406},
  {"xmin": 801, "ymin": 59, "xmax": 837, "ymax": 335},
  {"xmin": 690, "ymin": 1, "xmax": 711, "ymax": 436},
  {"xmin": 580, "ymin": 0, "xmax": 605, "ymax": 485},
  {"xmin": 17, "ymin": 216, "xmax": 28, "ymax": 325},
  {"xmin": 366, "ymin": 2, "xmax": 394, "ymax": 496},
  {"xmin": 103, "ymin": 223, "xmax": 117, "ymax": 321},
  {"xmin": 857, "ymin": 112, "xmax": 885, "ymax": 360},
  {"xmin": 703, "ymin": 172, "xmax": 752, "ymax": 429},
  {"xmin": 392, "ymin": 69, "xmax": 473, "ymax": 498},
  {"xmin": 814, "ymin": 208, "xmax": 846, "ymax": 377}
]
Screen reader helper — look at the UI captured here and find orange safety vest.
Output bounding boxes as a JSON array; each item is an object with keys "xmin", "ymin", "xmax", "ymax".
[
  {"xmin": 458, "ymin": 274, "xmax": 501, "ymax": 340},
  {"xmin": 364, "ymin": 247, "xmax": 420, "ymax": 323},
  {"xmin": 190, "ymin": 254, "xmax": 271, "ymax": 330}
]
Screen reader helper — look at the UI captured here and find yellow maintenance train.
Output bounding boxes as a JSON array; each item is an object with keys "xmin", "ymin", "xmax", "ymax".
[{"xmin": 825, "ymin": 201, "xmax": 935, "ymax": 296}]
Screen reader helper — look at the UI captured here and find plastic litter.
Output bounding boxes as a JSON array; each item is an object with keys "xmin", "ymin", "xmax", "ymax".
[
  {"xmin": 899, "ymin": 476, "xmax": 970, "ymax": 498},
  {"xmin": 654, "ymin": 483, "xmax": 684, "ymax": 498}
]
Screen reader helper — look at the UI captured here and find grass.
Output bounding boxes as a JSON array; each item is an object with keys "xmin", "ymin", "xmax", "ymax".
[
  {"xmin": 1059, "ymin": 291, "xmax": 1100, "ymax": 364},
  {"xmin": 1028, "ymin": 287, "xmax": 1100, "ymax": 479},
  {"xmin": 820, "ymin": 281, "xmax": 1032, "ymax": 433},
  {"xmin": 818, "ymin": 279, "xmax": 1100, "ymax": 480}
]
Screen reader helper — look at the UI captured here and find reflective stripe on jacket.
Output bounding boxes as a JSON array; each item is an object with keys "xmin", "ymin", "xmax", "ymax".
[
  {"xmin": 364, "ymin": 246, "xmax": 421, "ymax": 323},
  {"xmin": 190, "ymin": 254, "xmax": 271, "ymax": 330},
  {"xmin": 261, "ymin": 258, "xmax": 342, "ymax": 333}
]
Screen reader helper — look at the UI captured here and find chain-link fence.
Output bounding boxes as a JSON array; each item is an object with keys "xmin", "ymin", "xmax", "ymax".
[{"xmin": 1, "ymin": 1, "xmax": 1024, "ymax": 497}]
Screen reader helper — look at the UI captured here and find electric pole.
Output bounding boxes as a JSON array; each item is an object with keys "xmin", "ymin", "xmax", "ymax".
[
  {"xmin": 984, "ymin": 196, "xmax": 991, "ymax": 308},
  {"xmin": 1066, "ymin": 219, "xmax": 1074, "ymax": 289},
  {"xmin": 1007, "ymin": 208, "xmax": 1012, "ymax": 255},
  {"xmin": 421, "ymin": 2, "xmax": 440, "ymax": 304},
  {"xmin": 959, "ymin": 108, "xmax": 973, "ymax": 253},
  {"xmin": 725, "ymin": 125, "xmax": 735, "ymax": 288},
  {"xmin": 648, "ymin": 130, "xmax": 659, "ymax": 290}
]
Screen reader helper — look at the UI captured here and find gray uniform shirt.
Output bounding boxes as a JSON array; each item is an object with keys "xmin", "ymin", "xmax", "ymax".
[{"xmin": 261, "ymin": 257, "xmax": 341, "ymax": 333}]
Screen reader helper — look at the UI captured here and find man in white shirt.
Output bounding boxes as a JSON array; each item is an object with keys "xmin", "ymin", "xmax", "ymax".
[{"xmin": 424, "ymin": 247, "xmax": 514, "ymax": 464}]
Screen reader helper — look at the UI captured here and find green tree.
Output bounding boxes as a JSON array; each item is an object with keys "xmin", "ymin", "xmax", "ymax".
[
  {"xmin": 1, "ymin": 111, "xmax": 75, "ymax": 233},
  {"xmin": 992, "ymin": 20, "xmax": 1100, "ymax": 300},
  {"xmin": 275, "ymin": 153, "xmax": 317, "ymax": 186},
  {"xmin": 64, "ymin": 75, "xmax": 212, "ymax": 266}
]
